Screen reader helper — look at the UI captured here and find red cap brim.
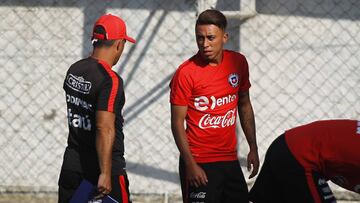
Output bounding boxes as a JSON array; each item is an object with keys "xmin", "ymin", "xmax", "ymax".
[{"xmin": 124, "ymin": 36, "xmax": 136, "ymax": 43}]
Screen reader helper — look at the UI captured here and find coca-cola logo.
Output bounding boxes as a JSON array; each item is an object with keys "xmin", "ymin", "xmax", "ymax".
[
  {"xmin": 198, "ymin": 108, "xmax": 236, "ymax": 129},
  {"xmin": 190, "ymin": 192, "xmax": 206, "ymax": 199}
]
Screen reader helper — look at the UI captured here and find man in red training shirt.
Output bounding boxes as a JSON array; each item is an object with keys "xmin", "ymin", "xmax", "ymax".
[
  {"xmin": 170, "ymin": 9, "xmax": 259, "ymax": 203},
  {"xmin": 250, "ymin": 119, "xmax": 360, "ymax": 203}
]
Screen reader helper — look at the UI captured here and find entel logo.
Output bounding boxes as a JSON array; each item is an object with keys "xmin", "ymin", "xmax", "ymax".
[{"xmin": 194, "ymin": 94, "xmax": 237, "ymax": 111}]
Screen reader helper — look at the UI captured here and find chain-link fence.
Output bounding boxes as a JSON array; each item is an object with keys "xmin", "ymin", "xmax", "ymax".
[{"xmin": 0, "ymin": 0, "xmax": 359, "ymax": 201}]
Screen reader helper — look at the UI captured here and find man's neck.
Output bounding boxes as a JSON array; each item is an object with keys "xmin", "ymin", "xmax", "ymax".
[
  {"xmin": 208, "ymin": 50, "xmax": 224, "ymax": 66},
  {"xmin": 91, "ymin": 50, "xmax": 113, "ymax": 67}
]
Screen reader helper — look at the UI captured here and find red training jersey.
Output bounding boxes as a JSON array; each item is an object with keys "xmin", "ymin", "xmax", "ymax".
[
  {"xmin": 285, "ymin": 119, "xmax": 360, "ymax": 193},
  {"xmin": 170, "ymin": 50, "xmax": 251, "ymax": 163}
]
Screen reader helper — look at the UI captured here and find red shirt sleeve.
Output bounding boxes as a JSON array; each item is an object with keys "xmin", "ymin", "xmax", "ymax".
[
  {"xmin": 238, "ymin": 55, "xmax": 251, "ymax": 92},
  {"xmin": 169, "ymin": 66, "xmax": 193, "ymax": 106}
]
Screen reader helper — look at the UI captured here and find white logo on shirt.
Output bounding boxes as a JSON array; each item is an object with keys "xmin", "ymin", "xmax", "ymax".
[
  {"xmin": 194, "ymin": 96, "xmax": 210, "ymax": 111},
  {"xmin": 190, "ymin": 192, "xmax": 206, "ymax": 199},
  {"xmin": 67, "ymin": 108, "xmax": 92, "ymax": 131},
  {"xmin": 88, "ymin": 199, "xmax": 102, "ymax": 203},
  {"xmin": 199, "ymin": 108, "xmax": 236, "ymax": 129},
  {"xmin": 66, "ymin": 74, "xmax": 92, "ymax": 94},
  {"xmin": 318, "ymin": 178, "xmax": 327, "ymax": 185},
  {"xmin": 66, "ymin": 94, "xmax": 93, "ymax": 111},
  {"xmin": 194, "ymin": 94, "xmax": 237, "ymax": 111},
  {"xmin": 357, "ymin": 121, "xmax": 360, "ymax": 135}
]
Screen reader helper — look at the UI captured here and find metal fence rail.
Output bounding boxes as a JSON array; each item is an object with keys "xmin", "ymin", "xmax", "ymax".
[{"xmin": 0, "ymin": 0, "xmax": 359, "ymax": 201}]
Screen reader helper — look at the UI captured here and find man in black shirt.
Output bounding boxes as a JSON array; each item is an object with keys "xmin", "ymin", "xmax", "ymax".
[{"xmin": 58, "ymin": 14, "xmax": 135, "ymax": 203}]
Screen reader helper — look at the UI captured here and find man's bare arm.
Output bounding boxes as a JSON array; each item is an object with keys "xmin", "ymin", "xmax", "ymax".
[
  {"xmin": 171, "ymin": 105, "xmax": 208, "ymax": 187},
  {"xmin": 96, "ymin": 110, "xmax": 115, "ymax": 194},
  {"xmin": 238, "ymin": 91, "xmax": 259, "ymax": 178}
]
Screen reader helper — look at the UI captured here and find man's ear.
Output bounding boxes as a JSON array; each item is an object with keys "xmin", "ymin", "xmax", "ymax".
[
  {"xmin": 115, "ymin": 40, "xmax": 122, "ymax": 51},
  {"xmin": 223, "ymin": 32, "xmax": 229, "ymax": 43},
  {"xmin": 115, "ymin": 39, "xmax": 126, "ymax": 51}
]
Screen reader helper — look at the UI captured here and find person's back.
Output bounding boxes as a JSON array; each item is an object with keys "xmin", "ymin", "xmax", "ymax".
[
  {"xmin": 62, "ymin": 57, "xmax": 126, "ymax": 179},
  {"xmin": 58, "ymin": 14, "xmax": 135, "ymax": 203},
  {"xmin": 285, "ymin": 119, "xmax": 360, "ymax": 192},
  {"xmin": 249, "ymin": 119, "xmax": 360, "ymax": 203}
]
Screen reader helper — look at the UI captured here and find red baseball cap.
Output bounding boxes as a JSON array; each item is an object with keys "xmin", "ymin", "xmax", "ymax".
[{"xmin": 92, "ymin": 14, "xmax": 136, "ymax": 43}]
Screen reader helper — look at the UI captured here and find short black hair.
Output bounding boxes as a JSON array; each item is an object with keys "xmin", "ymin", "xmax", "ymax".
[
  {"xmin": 196, "ymin": 9, "xmax": 227, "ymax": 30},
  {"xmin": 92, "ymin": 25, "xmax": 116, "ymax": 48}
]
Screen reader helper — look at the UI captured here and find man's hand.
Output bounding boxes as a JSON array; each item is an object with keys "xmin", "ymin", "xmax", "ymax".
[
  {"xmin": 247, "ymin": 148, "xmax": 260, "ymax": 179},
  {"xmin": 186, "ymin": 162, "xmax": 208, "ymax": 187},
  {"xmin": 97, "ymin": 173, "xmax": 112, "ymax": 195}
]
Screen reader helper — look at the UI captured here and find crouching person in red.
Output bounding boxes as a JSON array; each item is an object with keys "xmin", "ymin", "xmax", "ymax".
[{"xmin": 250, "ymin": 119, "xmax": 360, "ymax": 203}]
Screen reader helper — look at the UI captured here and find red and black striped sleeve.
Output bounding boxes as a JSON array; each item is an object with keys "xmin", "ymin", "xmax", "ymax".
[{"xmin": 96, "ymin": 60, "xmax": 122, "ymax": 113}]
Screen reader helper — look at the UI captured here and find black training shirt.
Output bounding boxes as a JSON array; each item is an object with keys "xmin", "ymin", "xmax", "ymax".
[{"xmin": 61, "ymin": 57, "xmax": 126, "ymax": 175}]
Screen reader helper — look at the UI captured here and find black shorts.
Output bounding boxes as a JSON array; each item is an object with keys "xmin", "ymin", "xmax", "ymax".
[
  {"xmin": 58, "ymin": 169, "xmax": 131, "ymax": 203},
  {"xmin": 249, "ymin": 134, "xmax": 336, "ymax": 203},
  {"xmin": 179, "ymin": 158, "xmax": 249, "ymax": 203}
]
